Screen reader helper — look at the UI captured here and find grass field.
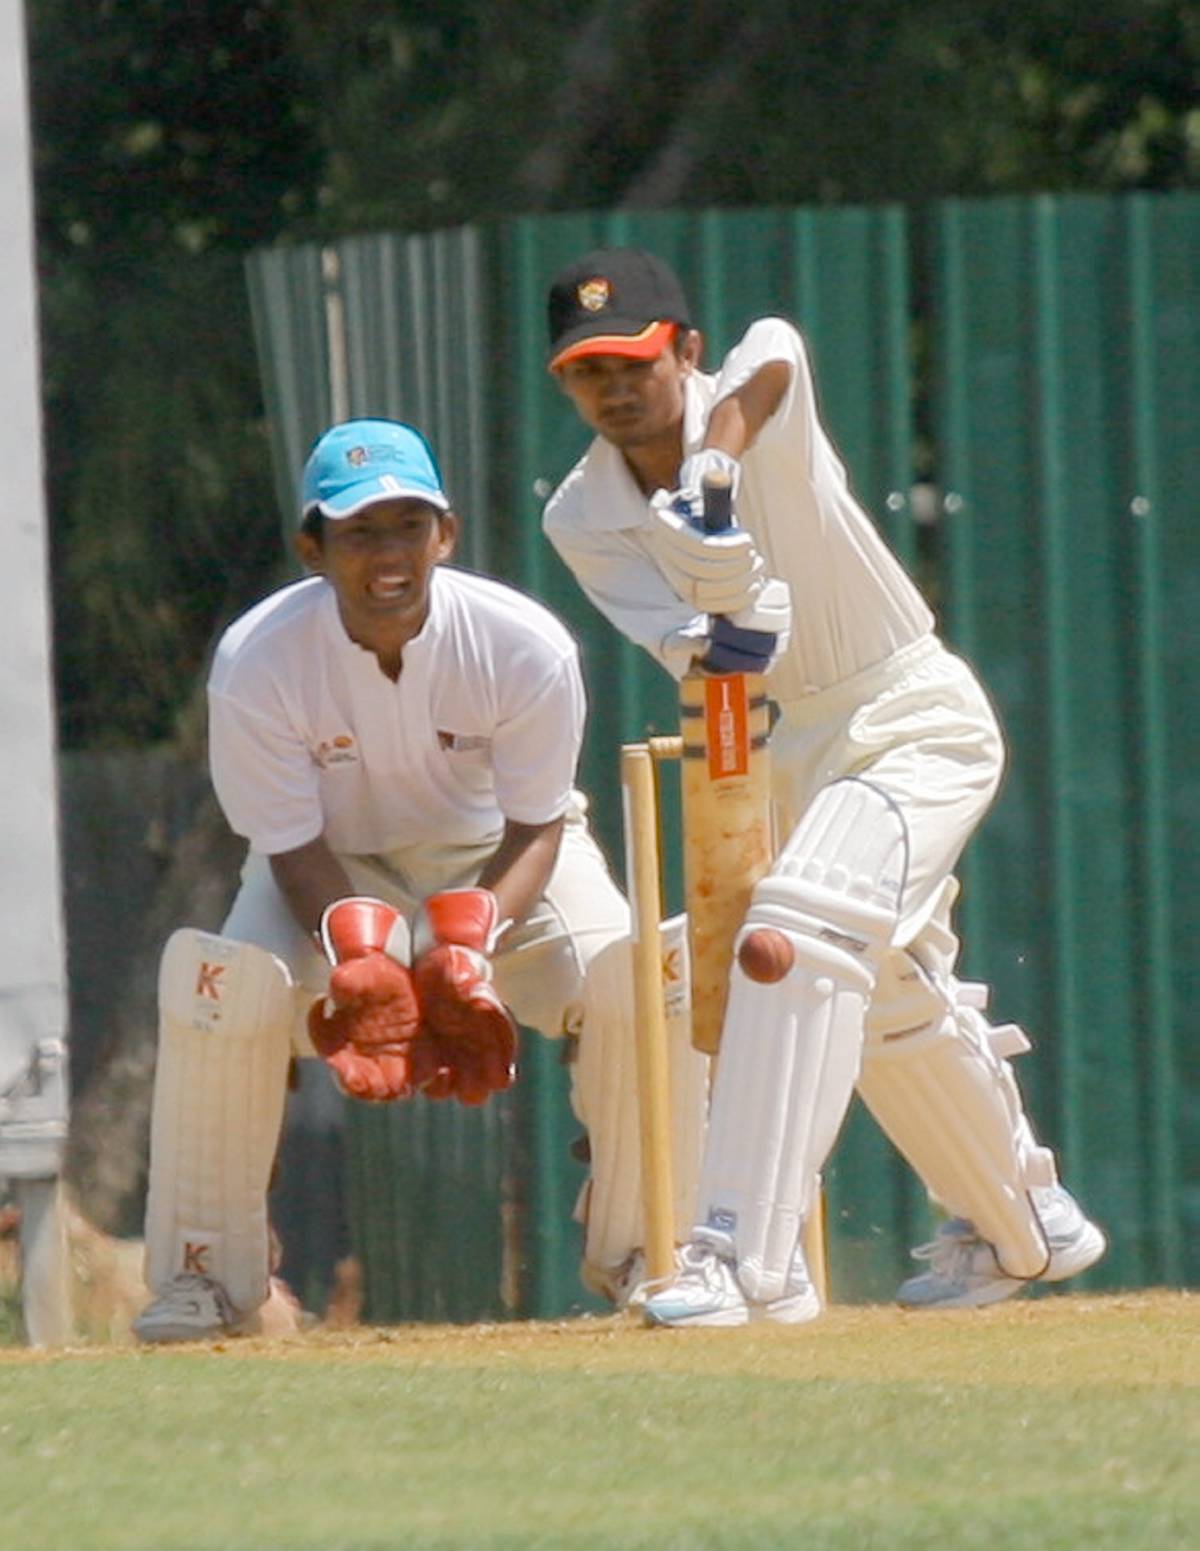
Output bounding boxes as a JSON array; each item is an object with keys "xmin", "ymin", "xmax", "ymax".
[{"xmin": 1, "ymin": 1292, "xmax": 1196, "ymax": 1550}]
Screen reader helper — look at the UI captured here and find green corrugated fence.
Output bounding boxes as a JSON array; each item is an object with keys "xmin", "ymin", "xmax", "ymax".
[
  {"xmin": 246, "ymin": 193, "xmax": 1199, "ymax": 1317},
  {"xmin": 934, "ymin": 194, "xmax": 1198, "ymax": 1287}
]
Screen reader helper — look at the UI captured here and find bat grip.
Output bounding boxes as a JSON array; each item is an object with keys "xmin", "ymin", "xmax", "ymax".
[{"xmin": 701, "ymin": 471, "xmax": 734, "ymax": 533}]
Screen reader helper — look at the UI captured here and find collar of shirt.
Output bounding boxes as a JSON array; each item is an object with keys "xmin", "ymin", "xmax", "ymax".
[
  {"xmin": 317, "ymin": 567, "xmax": 447, "ymax": 665},
  {"xmin": 578, "ymin": 370, "xmax": 716, "ymax": 532}
]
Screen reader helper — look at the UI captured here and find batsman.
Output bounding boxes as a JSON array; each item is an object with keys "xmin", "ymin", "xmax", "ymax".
[
  {"xmin": 133, "ymin": 416, "xmax": 707, "ymax": 1342},
  {"xmin": 543, "ymin": 246, "xmax": 1106, "ymax": 1326}
]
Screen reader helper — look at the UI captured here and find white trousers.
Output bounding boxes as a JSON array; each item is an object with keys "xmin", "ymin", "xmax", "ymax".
[
  {"xmin": 760, "ymin": 633, "xmax": 1056, "ymax": 1262},
  {"xmin": 222, "ymin": 795, "xmax": 705, "ymax": 1279},
  {"xmin": 771, "ymin": 632, "xmax": 1006, "ymax": 947}
]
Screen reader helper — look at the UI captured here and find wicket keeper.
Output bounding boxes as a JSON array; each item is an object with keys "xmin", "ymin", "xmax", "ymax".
[{"xmin": 133, "ymin": 417, "xmax": 707, "ymax": 1342}]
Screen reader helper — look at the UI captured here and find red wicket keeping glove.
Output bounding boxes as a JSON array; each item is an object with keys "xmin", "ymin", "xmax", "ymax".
[
  {"xmin": 411, "ymin": 888, "xmax": 519, "ymax": 1106},
  {"xmin": 308, "ymin": 896, "xmax": 434, "ymax": 1102}
]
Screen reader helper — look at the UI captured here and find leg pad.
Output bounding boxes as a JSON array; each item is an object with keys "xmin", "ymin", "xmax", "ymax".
[
  {"xmin": 143, "ymin": 929, "xmax": 296, "ymax": 1316},
  {"xmin": 860, "ymin": 952, "xmax": 1055, "ymax": 1279}
]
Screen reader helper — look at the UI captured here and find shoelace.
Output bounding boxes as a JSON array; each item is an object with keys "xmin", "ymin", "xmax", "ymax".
[
  {"xmin": 675, "ymin": 1242, "xmax": 734, "ymax": 1290},
  {"xmin": 907, "ymin": 1222, "xmax": 990, "ymax": 1280},
  {"xmin": 672, "ymin": 1241, "xmax": 813, "ymax": 1297}
]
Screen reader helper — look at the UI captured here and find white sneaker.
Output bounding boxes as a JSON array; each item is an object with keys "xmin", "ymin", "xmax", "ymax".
[
  {"xmin": 642, "ymin": 1242, "xmax": 749, "ymax": 1328},
  {"xmin": 896, "ymin": 1187, "xmax": 1107, "ymax": 1310},
  {"xmin": 755, "ymin": 1241, "xmax": 821, "ymax": 1326},
  {"xmin": 642, "ymin": 1239, "xmax": 821, "ymax": 1328},
  {"xmin": 133, "ymin": 1274, "xmax": 240, "ymax": 1343},
  {"xmin": 1034, "ymin": 1186, "xmax": 1108, "ymax": 1281}
]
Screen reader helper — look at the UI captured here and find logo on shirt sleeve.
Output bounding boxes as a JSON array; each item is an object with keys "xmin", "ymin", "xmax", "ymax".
[
  {"xmin": 314, "ymin": 733, "xmax": 359, "ymax": 768},
  {"xmin": 437, "ymin": 730, "xmax": 491, "ymax": 755}
]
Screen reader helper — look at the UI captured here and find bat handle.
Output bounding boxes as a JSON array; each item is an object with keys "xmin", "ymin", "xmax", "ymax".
[{"xmin": 701, "ymin": 470, "xmax": 734, "ymax": 533}]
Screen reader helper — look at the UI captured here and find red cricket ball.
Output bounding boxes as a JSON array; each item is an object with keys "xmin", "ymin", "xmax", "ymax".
[{"xmin": 737, "ymin": 927, "xmax": 795, "ymax": 984}]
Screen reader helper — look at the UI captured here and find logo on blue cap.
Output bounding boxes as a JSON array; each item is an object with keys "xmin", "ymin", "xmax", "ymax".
[{"xmin": 301, "ymin": 419, "xmax": 449, "ymax": 522}]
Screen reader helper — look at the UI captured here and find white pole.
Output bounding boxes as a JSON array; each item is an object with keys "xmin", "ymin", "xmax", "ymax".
[{"xmin": 0, "ymin": 0, "xmax": 73, "ymax": 1345}]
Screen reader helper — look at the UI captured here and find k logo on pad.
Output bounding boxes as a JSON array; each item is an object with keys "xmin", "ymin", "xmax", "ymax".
[
  {"xmin": 195, "ymin": 963, "xmax": 224, "ymax": 1001},
  {"xmin": 182, "ymin": 1239, "xmax": 214, "ymax": 1277}
]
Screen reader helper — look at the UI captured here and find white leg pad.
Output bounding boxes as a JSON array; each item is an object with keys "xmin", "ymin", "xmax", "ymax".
[
  {"xmin": 695, "ymin": 779, "xmax": 907, "ymax": 1302},
  {"xmin": 859, "ymin": 948, "xmax": 1056, "ymax": 1279},
  {"xmin": 143, "ymin": 929, "xmax": 296, "ymax": 1316},
  {"xmin": 572, "ymin": 918, "xmax": 709, "ymax": 1281}
]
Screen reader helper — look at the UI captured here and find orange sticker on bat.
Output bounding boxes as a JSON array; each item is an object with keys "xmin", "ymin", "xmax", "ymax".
[{"xmin": 704, "ymin": 675, "xmax": 750, "ymax": 780}]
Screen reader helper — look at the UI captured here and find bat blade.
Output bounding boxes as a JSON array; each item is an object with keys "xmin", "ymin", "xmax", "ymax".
[
  {"xmin": 678, "ymin": 470, "xmax": 772, "ymax": 1055},
  {"xmin": 678, "ymin": 671, "xmax": 772, "ymax": 1053}
]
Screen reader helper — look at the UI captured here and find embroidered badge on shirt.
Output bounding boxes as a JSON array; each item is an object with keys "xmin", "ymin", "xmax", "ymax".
[
  {"xmin": 315, "ymin": 734, "xmax": 359, "ymax": 767},
  {"xmin": 437, "ymin": 730, "xmax": 490, "ymax": 754}
]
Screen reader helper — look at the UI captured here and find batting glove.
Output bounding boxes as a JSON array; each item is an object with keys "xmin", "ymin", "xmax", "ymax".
[
  {"xmin": 678, "ymin": 448, "xmax": 742, "ymax": 504},
  {"xmin": 697, "ymin": 575, "xmax": 792, "ymax": 676},
  {"xmin": 699, "ymin": 616, "xmax": 781, "ymax": 675},
  {"xmin": 645, "ymin": 489, "xmax": 764, "ymax": 615}
]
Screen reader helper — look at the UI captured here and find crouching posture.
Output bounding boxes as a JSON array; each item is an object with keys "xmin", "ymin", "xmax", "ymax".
[{"xmin": 133, "ymin": 417, "xmax": 707, "ymax": 1343}]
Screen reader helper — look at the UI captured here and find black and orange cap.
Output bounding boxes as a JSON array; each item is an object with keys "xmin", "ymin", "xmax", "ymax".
[{"xmin": 547, "ymin": 248, "xmax": 692, "ymax": 370}]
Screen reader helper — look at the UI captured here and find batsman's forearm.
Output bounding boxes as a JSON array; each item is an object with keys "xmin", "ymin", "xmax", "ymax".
[{"xmin": 704, "ymin": 360, "xmax": 791, "ymax": 458}]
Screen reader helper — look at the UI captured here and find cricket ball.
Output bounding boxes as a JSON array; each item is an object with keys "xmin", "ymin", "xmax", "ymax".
[{"xmin": 737, "ymin": 927, "xmax": 795, "ymax": 984}]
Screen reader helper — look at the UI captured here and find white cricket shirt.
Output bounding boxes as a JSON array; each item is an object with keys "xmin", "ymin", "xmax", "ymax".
[
  {"xmin": 543, "ymin": 317, "xmax": 934, "ymax": 697},
  {"xmin": 208, "ymin": 566, "xmax": 585, "ymax": 856}
]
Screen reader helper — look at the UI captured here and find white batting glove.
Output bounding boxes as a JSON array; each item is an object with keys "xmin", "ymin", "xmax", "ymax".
[
  {"xmin": 678, "ymin": 448, "xmax": 742, "ymax": 502},
  {"xmin": 730, "ymin": 575, "xmax": 792, "ymax": 662},
  {"xmin": 645, "ymin": 488, "xmax": 764, "ymax": 614},
  {"xmin": 695, "ymin": 575, "xmax": 793, "ymax": 675},
  {"xmin": 660, "ymin": 614, "xmax": 712, "ymax": 681},
  {"xmin": 659, "ymin": 576, "xmax": 791, "ymax": 680}
]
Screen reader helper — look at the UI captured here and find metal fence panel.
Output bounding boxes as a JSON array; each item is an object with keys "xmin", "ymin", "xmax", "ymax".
[
  {"xmin": 935, "ymin": 192, "xmax": 1200, "ymax": 1288},
  {"xmin": 244, "ymin": 243, "xmax": 331, "ymax": 529}
]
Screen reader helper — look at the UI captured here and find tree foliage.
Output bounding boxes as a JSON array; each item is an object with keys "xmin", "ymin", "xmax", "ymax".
[
  {"xmin": 47, "ymin": 260, "xmax": 289, "ymax": 745},
  {"xmin": 29, "ymin": 0, "xmax": 321, "ymax": 744},
  {"xmin": 32, "ymin": 0, "xmax": 319, "ymax": 264},
  {"xmin": 25, "ymin": 0, "xmax": 1200, "ymax": 745},
  {"xmin": 288, "ymin": 0, "xmax": 1200, "ymax": 228}
]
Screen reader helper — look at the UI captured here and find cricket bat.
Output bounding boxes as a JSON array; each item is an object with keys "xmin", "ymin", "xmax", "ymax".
[{"xmin": 677, "ymin": 472, "xmax": 774, "ymax": 1055}]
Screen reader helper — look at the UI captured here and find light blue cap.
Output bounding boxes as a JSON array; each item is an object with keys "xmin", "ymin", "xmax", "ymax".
[{"xmin": 300, "ymin": 418, "xmax": 450, "ymax": 521}]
